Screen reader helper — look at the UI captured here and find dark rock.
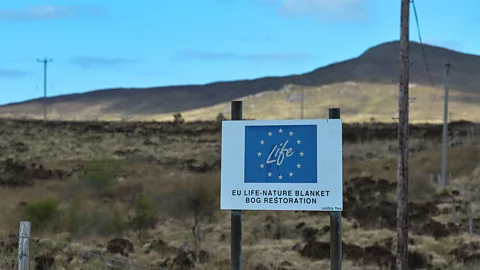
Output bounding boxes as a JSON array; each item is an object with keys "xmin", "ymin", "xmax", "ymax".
[
  {"xmin": 374, "ymin": 237, "xmax": 393, "ymax": 250},
  {"xmin": 34, "ymin": 255, "xmax": 55, "ymax": 270},
  {"xmin": 292, "ymin": 243, "xmax": 303, "ymax": 251},
  {"xmin": 449, "ymin": 241, "xmax": 480, "ymax": 263},
  {"xmin": 299, "ymin": 241, "xmax": 430, "ymax": 269},
  {"xmin": 299, "ymin": 241, "xmax": 330, "ymax": 260},
  {"xmin": 300, "ymin": 227, "xmax": 318, "ymax": 243},
  {"xmin": 198, "ymin": 250, "xmax": 210, "ymax": 264},
  {"xmin": 254, "ymin": 264, "xmax": 269, "ymax": 270},
  {"xmin": 218, "ymin": 233, "xmax": 226, "ymax": 242},
  {"xmin": 320, "ymin": 225, "xmax": 330, "ymax": 234},
  {"xmin": 106, "ymin": 238, "xmax": 134, "ymax": 257},
  {"xmin": 422, "ymin": 220, "xmax": 450, "ymax": 239},
  {"xmin": 295, "ymin": 222, "xmax": 306, "ymax": 229},
  {"xmin": 463, "ymin": 253, "xmax": 480, "ymax": 265},
  {"xmin": 146, "ymin": 239, "xmax": 177, "ymax": 255},
  {"xmin": 172, "ymin": 249, "xmax": 195, "ymax": 270},
  {"xmin": 0, "ymin": 159, "xmax": 68, "ymax": 187},
  {"xmin": 408, "ymin": 251, "xmax": 430, "ymax": 269}
]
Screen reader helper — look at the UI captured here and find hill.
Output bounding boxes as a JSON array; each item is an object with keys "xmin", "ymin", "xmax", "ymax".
[{"xmin": 1, "ymin": 40, "xmax": 479, "ymax": 122}]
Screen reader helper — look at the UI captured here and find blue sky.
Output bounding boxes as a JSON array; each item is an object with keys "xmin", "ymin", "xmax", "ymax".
[{"xmin": 0, "ymin": 0, "xmax": 478, "ymax": 105}]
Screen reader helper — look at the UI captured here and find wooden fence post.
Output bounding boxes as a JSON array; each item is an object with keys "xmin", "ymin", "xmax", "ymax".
[{"xmin": 18, "ymin": 221, "xmax": 31, "ymax": 270}]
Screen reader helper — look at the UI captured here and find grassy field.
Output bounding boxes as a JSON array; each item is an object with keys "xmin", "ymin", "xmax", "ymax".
[
  {"xmin": 0, "ymin": 119, "xmax": 478, "ymax": 269},
  {"xmin": 165, "ymin": 83, "xmax": 479, "ymax": 124}
]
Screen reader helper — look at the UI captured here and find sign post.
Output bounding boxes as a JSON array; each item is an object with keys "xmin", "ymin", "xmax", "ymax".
[
  {"xmin": 329, "ymin": 108, "xmax": 342, "ymax": 270},
  {"xmin": 221, "ymin": 104, "xmax": 343, "ymax": 269},
  {"xmin": 230, "ymin": 101, "xmax": 243, "ymax": 270}
]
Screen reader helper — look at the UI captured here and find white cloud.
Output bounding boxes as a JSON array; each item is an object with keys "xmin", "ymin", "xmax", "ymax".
[
  {"xmin": 260, "ymin": 0, "xmax": 370, "ymax": 22},
  {"xmin": 0, "ymin": 68, "xmax": 28, "ymax": 78},
  {"xmin": 0, "ymin": 5, "xmax": 104, "ymax": 22},
  {"xmin": 70, "ymin": 56, "xmax": 137, "ymax": 69},
  {"xmin": 172, "ymin": 50, "xmax": 314, "ymax": 63}
]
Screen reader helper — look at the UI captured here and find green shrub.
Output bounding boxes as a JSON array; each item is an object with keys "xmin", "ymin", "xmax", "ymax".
[
  {"xmin": 23, "ymin": 198, "xmax": 60, "ymax": 228},
  {"xmin": 62, "ymin": 198, "xmax": 126, "ymax": 238},
  {"xmin": 62, "ymin": 198, "xmax": 93, "ymax": 236},
  {"xmin": 131, "ymin": 193, "xmax": 156, "ymax": 232},
  {"xmin": 187, "ymin": 179, "xmax": 219, "ymax": 221},
  {"xmin": 82, "ymin": 158, "xmax": 121, "ymax": 195}
]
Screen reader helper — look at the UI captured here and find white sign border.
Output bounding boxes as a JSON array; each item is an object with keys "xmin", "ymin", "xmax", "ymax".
[{"xmin": 220, "ymin": 119, "xmax": 343, "ymax": 211}]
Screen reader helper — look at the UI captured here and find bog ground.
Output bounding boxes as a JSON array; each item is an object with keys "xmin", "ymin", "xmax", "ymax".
[{"xmin": 0, "ymin": 119, "xmax": 479, "ymax": 270}]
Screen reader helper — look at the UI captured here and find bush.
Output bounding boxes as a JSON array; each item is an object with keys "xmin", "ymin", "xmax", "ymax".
[
  {"xmin": 23, "ymin": 198, "xmax": 60, "ymax": 229},
  {"xmin": 184, "ymin": 179, "xmax": 219, "ymax": 262},
  {"xmin": 62, "ymin": 198, "xmax": 126, "ymax": 238},
  {"xmin": 186, "ymin": 180, "xmax": 219, "ymax": 222},
  {"xmin": 173, "ymin": 113, "xmax": 184, "ymax": 124},
  {"xmin": 216, "ymin": 113, "xmax": 226, "ymax": 122},
  {"xmin": 131, "ymin": 193, "xmax": 156, "ymax": 231},
  {"xmin": 159, "ymin": 176, "xmax": 220, "ymax": 221},
  {"xmin": 81, "ymin": 158, "xmax": 121, "ymax": 196}
]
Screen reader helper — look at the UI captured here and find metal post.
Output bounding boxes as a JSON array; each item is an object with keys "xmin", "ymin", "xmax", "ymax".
[
  {"xmin": 397, "ymin": 0, "xmax": 410, "ymax": 269},
  {"xmin": 441, "ymin": 63, "xmax": 452, "ymax": 189},
  {"xmin": 329, "ymin": 108, "xmax": 342, "ymax": 270},
  {"xmin": 18, "ymin": 221, "xmax": 31, "ymax": 270},
  {"xmin": 231, "ymin": 101, "xmax": 242, "ymax": 270}
]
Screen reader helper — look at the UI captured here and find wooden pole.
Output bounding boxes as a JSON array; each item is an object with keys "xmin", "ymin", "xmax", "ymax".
[
  {"xmin": 231, "ymin": 101, "xmax": 243, "ymax": 270},
  {"xmin": 397, "ymin": 0, "xmax": 410, "ymax": 269},
  {"xmin": 329, "ymin": 108, "xmax": 342, "ymax": 270},
  {"xmin": 18, "ymin": 221, "xmax": 31, "ymax": 270},
  {"xmin": 37, "ymin": 58, "xmax": 52, "ymax": 121},
  {"xmin": 441, "ymin": 63, "xmax": 452, "ymax": 189}
]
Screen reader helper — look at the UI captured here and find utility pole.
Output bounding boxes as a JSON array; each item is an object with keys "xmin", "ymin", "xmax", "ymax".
[
  {"xmin": 300, "ymin": 87, "xmax": 304, "ymax": 119},
  {"xmin": 397, "ymin": 0, "xmax": 410, "ymax": 269},
  {"xmin": 441, "ymin": 63, "xmax": 452, "ymax": 189},
  {"xmin": 37, "ymin": 58, "xmax": 53, "ymax": 121},
  {"xmin": 299, "ymin": 80, "xmax": 310, "ymax": 119}
]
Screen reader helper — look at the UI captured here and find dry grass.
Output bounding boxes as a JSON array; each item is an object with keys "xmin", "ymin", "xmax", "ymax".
[
  {"xmin": 0, "ymin": 120, "xmax": 478, "ymax": 269},
  {"xmin": 118, "ymin": 83, "xmax": 477, "ymax": 123},
  {"xmin": 1, "ymin": 82, "xmax": 479, "ymax": 124}
]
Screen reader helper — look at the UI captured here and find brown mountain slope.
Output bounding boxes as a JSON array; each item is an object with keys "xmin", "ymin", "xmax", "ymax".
[{"xmin": 1, "ymin": 40, "xmax": 479, "ymax": 122}]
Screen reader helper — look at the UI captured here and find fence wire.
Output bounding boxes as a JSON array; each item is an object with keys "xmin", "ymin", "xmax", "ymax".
[
  {"xmin": 0, "ymin": 236, "xmax": 19, "ymax": 270},
  {"xmin": 0, "ymin": 235, "xmax": 169, "ymax": 270}
]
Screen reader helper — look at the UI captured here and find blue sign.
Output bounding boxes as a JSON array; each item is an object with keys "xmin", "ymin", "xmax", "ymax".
[{"xmin": 244, "ymin": 125, "xmax": 317, "ymax": 183}]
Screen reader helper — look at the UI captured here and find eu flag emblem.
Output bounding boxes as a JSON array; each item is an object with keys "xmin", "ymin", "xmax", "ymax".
[{"xmin": 244, "ymin": 125, "xmax": 317, "ymax": 183}]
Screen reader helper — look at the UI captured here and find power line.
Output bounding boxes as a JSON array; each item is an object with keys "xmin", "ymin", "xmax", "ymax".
[
  {"xmin": 410, "ymin": 0, "xmax": 439, "ymax": 121},
  {"xmin": 411, "ymin": 0, "xmax": 436, "ymax": 88}
]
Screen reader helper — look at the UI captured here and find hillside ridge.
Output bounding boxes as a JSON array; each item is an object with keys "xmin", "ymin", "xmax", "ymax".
[{"xmin": 1, "ymin": 40, "xmax": 479, "ymax": 121}]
